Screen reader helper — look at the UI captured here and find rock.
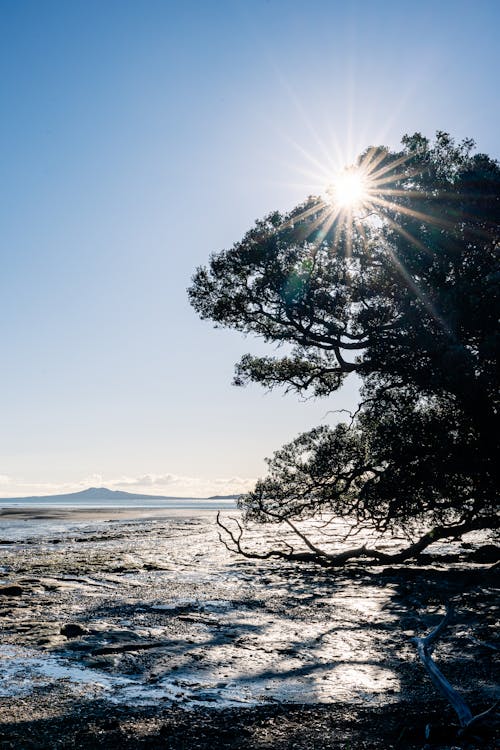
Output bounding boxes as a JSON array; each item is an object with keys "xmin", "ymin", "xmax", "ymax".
[
  {"xmin": 92, "ymin": 639, "xmax": 166, "ymax": 655},
  {"xmin": 190, "ymin": 693, "xmax": 217, "ymax": 702},
  {"xmin": 60, "ymin": 622, "xmax": 88, "ymax": 638},
  {"xmin": 100, "ymin": 718, "xmax": 120, "ymax": 731},
  {"xmin": 82, "ymin": 655, "xmax": 117, "ymax": 668},
  {"xmin": 0, "ymin": 584, "xmax": 23, "ymax": 596},
  {"xmin": 468, "ymin": 544, "xmax": 500, "ymax": 563},
  {"xmin": 37, "ymin": 636, "xmax": 63, "ymax": 647}
]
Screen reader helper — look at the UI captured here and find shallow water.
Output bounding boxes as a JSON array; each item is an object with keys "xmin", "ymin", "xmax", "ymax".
[{"xmin": 0, "ymin": 496, "xmax": 236, "ymax": 509}]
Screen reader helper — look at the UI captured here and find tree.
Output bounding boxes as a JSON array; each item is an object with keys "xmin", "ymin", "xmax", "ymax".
[{"xmin": 188, "ymin": 132, "xmax": 499, "ymax": 566}]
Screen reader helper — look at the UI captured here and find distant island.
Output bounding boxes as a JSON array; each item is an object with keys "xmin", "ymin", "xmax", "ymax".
[{"xmin": 0, "ymin": 486, "xmax": 239, "ymax": 503}]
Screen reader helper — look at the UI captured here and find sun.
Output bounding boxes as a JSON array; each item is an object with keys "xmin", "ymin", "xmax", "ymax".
[
  {"xmin": 326, "ymin": 167, "xmax": 371, "ymax": 209},
  {"xmin": 281, "ymin": 139, "xmax": 446, "ymax": 254}
]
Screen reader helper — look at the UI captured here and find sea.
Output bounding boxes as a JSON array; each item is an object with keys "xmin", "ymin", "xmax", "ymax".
[
  {"xmin": 0, "ymin": 496, "xmax": 237, "ymax": 510},
  {"xmin": 0, "ymin": 494, "xmax": 237, "ymax": 544}
]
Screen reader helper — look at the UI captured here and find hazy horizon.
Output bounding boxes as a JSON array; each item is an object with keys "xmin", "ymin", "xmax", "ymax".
[
  {"xmin": 1, "ymin": 0, "xmax": 499, "ymax": 498},
  {"xmin": 0, "ymin": 484, "xmax": 238, "ymax": 500}
]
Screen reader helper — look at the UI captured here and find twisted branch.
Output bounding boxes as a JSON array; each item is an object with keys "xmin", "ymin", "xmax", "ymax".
[{"xmin": 414, "ymin": 608, "xmax": 499, "ymax": 733}]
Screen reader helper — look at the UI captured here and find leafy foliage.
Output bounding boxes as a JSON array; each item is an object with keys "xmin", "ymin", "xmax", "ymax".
[{"xmin": 189, "ymin": 133, "xmax": 499, "ymax": 556}]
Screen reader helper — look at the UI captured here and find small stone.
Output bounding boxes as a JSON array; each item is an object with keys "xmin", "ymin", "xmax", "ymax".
[
  {"xmin": 0, "ymin": 584, "xmax": 23, "ymax": 596},
  {"xmin": 60, "ymin": 622, "xmax": 88, "ymax": 638},
  {"xmin": 100, "ymin": 719, "xmax": 120, "ymax": 731},
  {"xmin": 468, "ymin": 544, "xmax": 500, "ymax": 563}
]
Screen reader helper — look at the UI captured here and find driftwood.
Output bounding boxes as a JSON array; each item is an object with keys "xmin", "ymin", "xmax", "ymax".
[{"xmin": 414, "ymin": 608, "xmax": 499, "ymax": 736}]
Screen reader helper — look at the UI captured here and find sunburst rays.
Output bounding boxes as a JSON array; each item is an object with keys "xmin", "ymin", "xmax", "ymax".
[
  {"xmin": 326, "ymin": 168, "xmax": 371, "ymax": 209},
  {"xmin": 274, "ymin": 139, "xmax": 472, "ymax": 338},
  {"xmin": 281, "ymin": 139, "xmax": 461, "ymax": 269}
]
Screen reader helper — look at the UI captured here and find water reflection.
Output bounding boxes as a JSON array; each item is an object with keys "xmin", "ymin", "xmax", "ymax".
[{"xmin": 1, "ymin": 514, "xmax": 406, "ymax": 706}]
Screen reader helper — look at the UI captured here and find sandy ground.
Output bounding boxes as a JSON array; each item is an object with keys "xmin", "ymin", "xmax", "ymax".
[{"xmin": 0, "ymin": 509, "xmax": 498, "ymax": 748}]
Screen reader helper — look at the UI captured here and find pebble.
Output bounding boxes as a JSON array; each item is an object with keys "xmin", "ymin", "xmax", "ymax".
[
  {"xmin": 61, "ymin": 622, "xmax": 89, "ymax": 638},
  {"xmin": 0, "ymin": 584, "xmax": 23, "ymax": 596}
]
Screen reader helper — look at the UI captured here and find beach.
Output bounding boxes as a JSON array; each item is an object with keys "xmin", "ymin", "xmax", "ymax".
[{"xmin": 0, "ymin": 507, "xmax": 498, "ymax": 748}]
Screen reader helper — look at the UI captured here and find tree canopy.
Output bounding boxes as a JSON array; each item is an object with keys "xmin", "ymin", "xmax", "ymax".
[{"xmin": 188, "ymin": 132, "xmax": 499, "ymax": 565}]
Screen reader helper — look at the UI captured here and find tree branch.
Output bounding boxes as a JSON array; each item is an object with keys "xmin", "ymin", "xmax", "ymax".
[
  {"xmin": 414, "ymin": 608, "xmax": 499, "ymax": 732},
  {"xmin": 216, "ymin": 514, "xmax": 499, "ymax": 568}
]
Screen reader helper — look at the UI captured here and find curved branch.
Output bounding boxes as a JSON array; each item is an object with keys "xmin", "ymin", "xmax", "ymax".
[
  {"xmin": 216, "ymin": 512, "xmax": 321, "ymax": 565},
  {"xmin": 415, "ymin": 608, "xmax": 499, "ymax": 731},
  {"xmin": 216, "ymin": 514, "xmax": 499, "ymax": 568}
]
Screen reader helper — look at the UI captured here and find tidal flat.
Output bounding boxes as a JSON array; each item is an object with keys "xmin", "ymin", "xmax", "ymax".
[{"xmin": 0, "ymin": 509, "xmax": 498, "ymax": 749}]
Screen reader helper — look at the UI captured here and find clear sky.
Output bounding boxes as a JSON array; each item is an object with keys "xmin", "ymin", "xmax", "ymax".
[{"xmin": 1, "ymin": 0, "xmax": 498, "ymax": 497}]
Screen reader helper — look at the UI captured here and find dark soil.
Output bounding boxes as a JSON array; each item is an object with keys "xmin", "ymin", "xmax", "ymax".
[{"xmin": 0, "ymin": 698, "xmax": 497, "ymax": 750}]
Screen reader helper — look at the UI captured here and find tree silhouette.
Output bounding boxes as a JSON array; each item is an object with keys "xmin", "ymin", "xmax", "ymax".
[{"xmin": 189, "ymin": 132, "xmax": 499, "ymax": 565}]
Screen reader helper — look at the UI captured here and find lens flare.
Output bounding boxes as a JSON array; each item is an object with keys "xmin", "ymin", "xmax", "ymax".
[
  {"xmin": 327, "ymin": 168, "xmax": 371, "ymax": 209},
  {"xmin": 276, "ymin": 136, "xmax": 470, "ymax": 338}
]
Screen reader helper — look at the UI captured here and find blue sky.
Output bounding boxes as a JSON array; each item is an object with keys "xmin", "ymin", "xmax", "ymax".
[{"xmin": 1, "ymin": 0, "xmax": 498, "ymax": 496}]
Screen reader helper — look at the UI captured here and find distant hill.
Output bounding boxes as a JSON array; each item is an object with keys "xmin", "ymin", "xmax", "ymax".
[{"xmin": 0, "ymin": 486, "xmax": 234, "ymax": 503}]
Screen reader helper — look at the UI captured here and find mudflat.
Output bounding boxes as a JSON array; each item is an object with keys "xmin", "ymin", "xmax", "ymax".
[
  {"xmin": 0, "ymin": 506, "xmax": 220, "ymax": 521},
  {"xmin": 0, "ymin": 512, "xmax": 498, "ymax": 749}
]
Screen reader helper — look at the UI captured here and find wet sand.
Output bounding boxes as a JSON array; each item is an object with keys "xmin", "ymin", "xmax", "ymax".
[
  {"xmin": 0, "ymin": 506, "xmax": 221, "ymax": 521},
  {"xmin": 0, "ymin": 511, "xmax": 498, "ymax": 748}
]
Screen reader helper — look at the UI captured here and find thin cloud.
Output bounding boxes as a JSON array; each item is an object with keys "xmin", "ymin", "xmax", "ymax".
[{"xmin": 0, "ymin": 473, "xmax": 256, "ymax": 498}]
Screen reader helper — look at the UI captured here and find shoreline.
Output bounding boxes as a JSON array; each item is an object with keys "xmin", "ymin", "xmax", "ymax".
[{"xmin": 0, "ymin": 506, "xmax": 224, "ymax": 521}]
